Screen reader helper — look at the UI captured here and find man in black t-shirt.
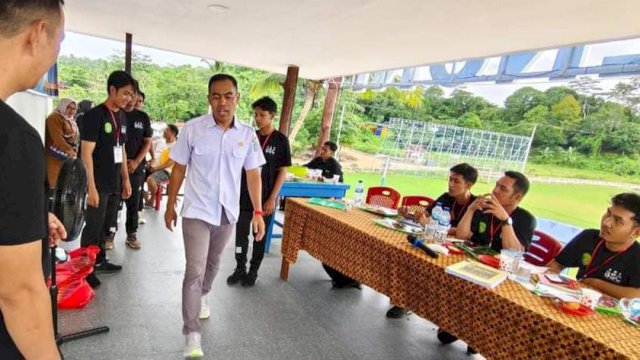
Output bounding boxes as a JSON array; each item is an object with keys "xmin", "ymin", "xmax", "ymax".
[
  {"xmin": 122, "ymin": 83, "xmax": 152, "ymax": 250},
  {"xmin": 80, "ymin": 70, "xmax": 134, "ymax": 288},
  {"xmin": 548, "ymin": 193, "xmax": 640, "ymax": 299},
  {"xmin": 442, "ymin": 171, "xmax": 536, "ymax": 354},
  {"xmin": 457, "ymin": 171, "xmax": 536, "ymax": 252},
  {"xmin": 0, "ymin": 1, "xmax": 66, "ymax": 359},
  {"xmin": 227, "ymin": 97, "xmax": 292, "ymax": 287},
  {"xmin": 305, "ymin": 141, "xmax": 343, "ymax": 182},
  {"xmin": 388, "ymin": 163, "xmax": 478, "ymax": 319}
]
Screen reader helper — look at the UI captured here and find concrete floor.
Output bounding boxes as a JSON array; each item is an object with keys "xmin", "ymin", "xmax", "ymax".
[{"xmin": 57, "ymin": 204, "xmax": 481, "ymax": 360}]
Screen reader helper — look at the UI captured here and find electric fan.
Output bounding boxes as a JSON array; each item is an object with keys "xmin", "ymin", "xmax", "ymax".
[{"xmin": 50, "ymin": 157, "xmax": 109, "ymax": 344}]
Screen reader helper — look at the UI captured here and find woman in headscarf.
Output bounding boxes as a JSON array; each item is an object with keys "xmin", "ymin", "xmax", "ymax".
[{"xmin": 45, "ymin": 98, "xmax": 79, "ymax": 188}]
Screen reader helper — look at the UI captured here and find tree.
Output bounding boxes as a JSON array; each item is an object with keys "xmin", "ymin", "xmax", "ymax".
[
  {"xmin": 550, "ymin": 95, "xmax": 581, "ymax": 128},
  {"xmin": 457, "ymin": 112, "xmax": 482, "ymax": 128},
  {"xmin": 503, "ymin": 87, "xmax": 546, "ymax": 124},
  {"xmin": 609, "ymin": 77, "xmax": 640, "ymax": 112}
]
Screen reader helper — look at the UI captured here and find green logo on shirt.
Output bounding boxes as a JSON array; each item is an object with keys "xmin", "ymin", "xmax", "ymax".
[
  {"xmin": 104, "ymin": 122, "xmax": 113, "ymax": 134},
  {"xmin": 581, "ymin": 252, "xmax": 592, "ymax": 266},
  {"xmin": 478, "ymin": 221, "xmax": 487, "ymax": 234}
]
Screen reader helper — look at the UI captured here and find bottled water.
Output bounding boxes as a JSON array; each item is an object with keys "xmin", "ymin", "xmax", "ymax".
[
  {"xmin": 424, "ymin": 203, "xmax": 443, "ymax": 243},
  {"xmin": 354, "ymin": 180, "xmax": 364, "ymax": 206},
  {"xmin": 438, "ymin": 207, "xmax": 452, "ymax": 244}
]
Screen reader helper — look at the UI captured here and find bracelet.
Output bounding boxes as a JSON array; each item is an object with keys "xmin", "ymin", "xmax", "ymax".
[{"xmin": 253, "ymin": 210, "xmax": 264, "ymax": 216}]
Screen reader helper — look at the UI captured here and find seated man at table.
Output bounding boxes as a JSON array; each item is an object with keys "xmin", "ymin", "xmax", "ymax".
[
  {"xmin": 442, "ymin": 170, "xmax": 536, "ymax": 354},
  {"xmin": 387, "ymin": 163, "xmax": 478, "ymax": 319},
  {"xmin": 547, "ymin": 193, "xmax": 640, "ymax": 299},
  {"xmin": 305, "ymin": 141, "xmax": 343, "ymax": 182}
]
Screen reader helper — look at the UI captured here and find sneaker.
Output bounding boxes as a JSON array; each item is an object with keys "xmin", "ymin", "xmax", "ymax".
[
  {"xmin": 183, "ymin": 332, "xmax": 203, "ymax": 358},
  {"xmin": 467, "ymin": 346, "xmax": 478, "ymax": 355},
  {"xmin": 332, "ymin": 280, "xmax": 362, "ymax": 289},
  {"xmin": 86, "ymin": 273, "xmax": 101, "ymax": 288},
  {"xmin": 385, "ymin": 306, "xmax": 409, "ymax": 319},
  {"xmin": 126, "ymin": 233, "xmax": 142, "ymax": 249},
  {"xmin": 94, "ymin": 260, "xmax": 123, "ymax": 273},
  {"xmin": 138, "ymin": 212, "xmax": 146, "ymax": 225},
  {"xmin": 199, "ymin": 296, "xmax": 210, "ymax": 320},
  {"xmin": 437, "ymin": 329, "xmax": 459, "ymax": 345},
  {"xmin": 226, "ymin": 268, "xmax": 246, "ymax": 285},
  {"xmin": 104, "ymin": 233, "xmax": 115, "ymax": 250},
  {"xmin": 241, "ymin": 272, "xmax": 258, "ymax": 287}
]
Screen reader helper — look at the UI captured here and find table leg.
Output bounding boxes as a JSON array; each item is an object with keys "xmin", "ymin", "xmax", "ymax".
[{"xmin": 280, "ymin": 258, "xmax": 290, "ymax": 281}]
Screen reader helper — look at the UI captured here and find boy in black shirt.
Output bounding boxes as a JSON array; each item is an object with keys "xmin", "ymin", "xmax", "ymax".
[
  {"xmin": 0, "ymin": 1, "xmax": 66, "ymax": 359},
  {"xmin": 389, "ymin": 163, "xmax": 478, "ymax": 318},
  {"xmin": 305, "ymin": 141, "xmax": 343, "ymax": 182},
  {"xmin": 227, "ymin": 97, "xmax": 292, "ymax": 287},
  {"xmin": 121, "ymin": 83, "xmax": 152, "ymax": 249},
  {"xmin": 80, "ymin": 71, "xmax": 134, "ymax": 287},
  {"xmin": 548, "ymin": 193, "xmax": 640, "ymax": 299}
]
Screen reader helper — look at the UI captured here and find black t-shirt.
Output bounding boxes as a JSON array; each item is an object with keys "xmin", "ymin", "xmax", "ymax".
[
  {"xmin": 555, "ymin": 229, "xmax": 640, "ymax": 287},
  {"xmin": 81, "ymin": 104, "xmax": 127, "ymax": 193},
  {"xmin": 240, "ymin": 130, "xmax": 292, "ymax": 210},
  {"xmin": 426, "ymin": 192, "xmax": 477, "ymax": 227},
  {"xmin": 0, "ymin": 99, "xmax": 49, "ymax": 358},
  {"xmin": 469, "ymin": 207, "xmax": 536, "ymax": 251},
  {"xmin": 124, "ymin": 109, "xmax": 152, "ymax": 173},
  {"xmin": 305, "ymin": 156, "xmax": 343, "ymax": 182}
]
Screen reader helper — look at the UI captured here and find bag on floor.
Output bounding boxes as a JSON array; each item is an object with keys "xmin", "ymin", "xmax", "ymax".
[{"xmin": 53, "ymin": 245, "xmax": 100, "ymax": 309}]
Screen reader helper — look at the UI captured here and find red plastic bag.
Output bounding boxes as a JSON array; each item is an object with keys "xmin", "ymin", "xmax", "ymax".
[{"xmin": 53, "ymin": 245, "xmax": 100, "ymax": 309}]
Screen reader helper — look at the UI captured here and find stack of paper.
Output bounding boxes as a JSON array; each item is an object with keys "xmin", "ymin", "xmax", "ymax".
[{"xmin": 445, "ymin": 260, "xmax": 508, "ymax": 289}]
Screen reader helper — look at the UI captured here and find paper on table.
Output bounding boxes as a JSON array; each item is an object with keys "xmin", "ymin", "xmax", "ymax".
[
  {"xmin": 518, "ymin": 262, "xmax": 548, "ymax": 275},
  {"xmin": 426, "ymin": 243, "xmax": 449, "ymax": 255}
]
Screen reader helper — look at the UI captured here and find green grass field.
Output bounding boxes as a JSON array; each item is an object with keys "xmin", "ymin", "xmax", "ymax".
[{"xmin": 342, "ymin": 172, "xmax": 629, "ymax": 229}]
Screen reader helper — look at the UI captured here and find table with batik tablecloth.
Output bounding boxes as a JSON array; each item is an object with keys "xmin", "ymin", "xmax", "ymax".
[{"xmin": 280, "ymin": 198, "xmax": 640, "ymax": 360}]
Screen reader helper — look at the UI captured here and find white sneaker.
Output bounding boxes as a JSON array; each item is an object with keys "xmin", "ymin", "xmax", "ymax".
[
  {"xmin": 183, "ymin": 332, "xmax": 203, "ymax": 358},
  {"xmin": 199, "ymin": 296, "xmax": 210, "ymax": 320},
  {"xmin": 138, "ymin": 211, "xmax": 146, "ymax": 224}
]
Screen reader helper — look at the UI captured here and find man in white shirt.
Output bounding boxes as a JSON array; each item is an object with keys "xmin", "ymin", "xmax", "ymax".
[{"xmin": 165, "ymin": 74, "xmax": 266, "ymax": 359}]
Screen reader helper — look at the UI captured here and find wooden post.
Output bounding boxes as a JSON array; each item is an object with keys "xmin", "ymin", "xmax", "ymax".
[
  {"xmin": 315, "ymin": 77, "xmax": 342, "ymax": 157},
  {"xmin": 279, "ymin": 66, "xmax": 299, "ymax": 136},
  {"xmin": 125, "ymin": 33, "xmax": 133, "ymax": 74}
]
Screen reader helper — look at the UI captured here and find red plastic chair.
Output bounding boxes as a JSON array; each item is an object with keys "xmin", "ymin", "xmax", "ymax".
[
  {"xmin": 365, "ymin": 186, "xmax": 401, "ymax": 209},
  {"xmin": 400, "ymin": 195, "xmax": 434, "ymax": 216},
  {"xmin": 154, "ymin": 180, "xmax": 169, "ymax": 211},
  {"xmin": 524, "ymin": 230, "xmax": 563, "ymax": 266}
]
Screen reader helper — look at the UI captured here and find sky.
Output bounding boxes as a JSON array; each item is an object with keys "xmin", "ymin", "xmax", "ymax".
[{"xmin": 59, "ymin": 32, "xmax": 637, "ymax": 106}]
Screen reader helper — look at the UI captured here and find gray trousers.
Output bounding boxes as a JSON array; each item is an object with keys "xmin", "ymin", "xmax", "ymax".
[{"xmin": 181, "ymin": 213, "xmax": 233, "ymax": 334}]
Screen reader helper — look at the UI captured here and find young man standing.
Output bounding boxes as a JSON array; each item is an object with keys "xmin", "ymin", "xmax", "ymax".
[
  {"xmin": 80, "ymin": 70, "xmax": 134, "ymax": 287},
  {"xmin": 444, "ymin": 170, "xmax": 536, "ymax": 354},
  {"xmin": 0, "ymin": 1, "xmax": 67, "ymax": 359},
  {"xmin": 122, "ymin": 82, "xmax": 152, "ymax": 249},
  {"xmin": 165, "ymin": 74, "xmax": 266, "ymax": 358},
  {"xmin": 548, "ymin": 193, "xmax": 640, "ymax": 299},
  {"xmin": 388, "ymin": 163, "xmax": 478, "ymax": 318},
  {"xmin": 227, "ymin": 97, "xmax": 291, "ymax": 287}
]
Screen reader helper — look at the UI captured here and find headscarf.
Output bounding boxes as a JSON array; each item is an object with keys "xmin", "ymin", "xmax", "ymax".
[{"xmin": 56, "ymin": 98, "xmax": 76, "ymax": 120}]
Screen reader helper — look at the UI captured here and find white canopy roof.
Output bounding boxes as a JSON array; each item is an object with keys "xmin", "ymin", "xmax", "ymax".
[{"xmin": 65, "ymin": 0, "xmax": 640, "ymax": 80}]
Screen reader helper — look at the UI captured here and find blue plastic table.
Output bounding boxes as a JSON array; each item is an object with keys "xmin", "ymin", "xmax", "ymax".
[{"xmin": 264, "ymin": 181, "xmax": 350, "ymax": 252}]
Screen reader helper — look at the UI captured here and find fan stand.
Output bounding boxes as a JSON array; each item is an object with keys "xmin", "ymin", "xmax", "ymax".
[{"xmin": 50, "ymin": 246, "xmax": 110, "ymax": 345}]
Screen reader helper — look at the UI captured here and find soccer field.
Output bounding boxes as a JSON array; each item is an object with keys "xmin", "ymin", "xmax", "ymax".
[{"xmin": 342, "ymin": 172, "xmax": 629, "ymax": 229}]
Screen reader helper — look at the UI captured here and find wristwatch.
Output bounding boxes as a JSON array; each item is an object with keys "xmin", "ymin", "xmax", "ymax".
[{"xmin": 501, "ymin": 217, "xmax": 513, "ymax": 227}]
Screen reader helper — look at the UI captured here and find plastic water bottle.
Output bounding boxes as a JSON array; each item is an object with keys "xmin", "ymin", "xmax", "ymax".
[
  {"xmin": 354, "ymin": 180, "xmax": 364, "ymax": 206},
  {"xmin": 438, "ymin": 207, "xmax": 452, "ymax": 244},
  {"xmin": 424, "ymin": 203, "xmax": 442, "ymax": 243}
]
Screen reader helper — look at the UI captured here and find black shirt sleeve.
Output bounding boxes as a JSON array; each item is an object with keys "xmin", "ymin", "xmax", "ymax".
[
  {"xmin": 512, "ymin": 208, "xmax": 536, "ymax": 251},
  {"xmin": 332, "ymin": 158, "xmax": 344, "ymax": 182},
  {"xmin": 555, "ymin": 230, "xmax": 594, "ymax": 267},
  {"xmin": 80, "ymin": 108, "xmax": 101, "ymax": 143},
  {"xmin": 143, "ymin": 112, "xmax": 152, "ymax": 138},
  {"xmin": 276, "ymin": 134, "xmax": 292, "ymax": 168},
  {"xmin": 0, "ymin": 127, "xmax": 47, "ymax": 244}
]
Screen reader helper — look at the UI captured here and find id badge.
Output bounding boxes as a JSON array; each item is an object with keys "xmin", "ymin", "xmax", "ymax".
[{"xmin": 113, "ymin": 146, "xmax": 123, "ymax": 164}]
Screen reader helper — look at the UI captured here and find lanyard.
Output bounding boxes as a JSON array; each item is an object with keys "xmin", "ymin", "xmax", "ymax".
[
  {"xmin": 450, "ymin": 198, "xmax": 470, "ymax": 223},
  {"xmin": 259, "ymin": 131, "xmax": 274, "ymax": 151},
  {"xmin": 488, "ymin": 215, "xmax": 502, "ymax": 244},
  {"xmin": 106, "ymin": 107, "xmax": 121, "ymax": 145},
  {"xmin": 581, "ymin": 239, "xmax": 632, "ymax": 279}
]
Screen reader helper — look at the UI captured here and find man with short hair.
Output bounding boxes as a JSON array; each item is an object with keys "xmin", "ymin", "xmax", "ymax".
[
  {"xmin": 547, "ymin": 193, "xmax": 640, "ymax": 299},
  {"xmin": 388, "ymin": 163, "xmax": 478, "ymax": 318},
  {"xmin": 305, "ymin": 141, "xmax": 343, "ymax": 182},
  {"xmin": 165, "ymin": 74, "xmax": 266, "ymax": 359},
  {"xmin": 122, "ymin": 82, "xmax": 152, "ymax": 249},
  {"xmin": 227, "ymin": 96, "xmax": 291, "ymax": 287},
  {"xmin": 0, "ymin": 1, "xmax": 66, "ymax": 358},
  {"xmin": 80, "ymin": 70, "xmax": 134, "ymax": 287},
  {"xmin": 145, "ymin": 124, "xmax": 178, "ymax": 208},
  {"xmin": 444, "ymin": 170, "xmax": 536, "ymax": 354}
]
